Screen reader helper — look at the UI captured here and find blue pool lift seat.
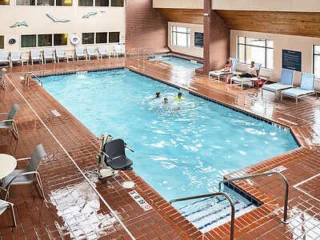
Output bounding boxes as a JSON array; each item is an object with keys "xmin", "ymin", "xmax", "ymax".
[{"xmin": 102, "ymin": 138, "xmax": 133, "ymax": 170}]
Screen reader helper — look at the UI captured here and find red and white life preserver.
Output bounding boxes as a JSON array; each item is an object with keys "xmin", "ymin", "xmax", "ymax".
[{"xmin": 70, "ymin": 35, "xmax": 80, "ymax": 45}]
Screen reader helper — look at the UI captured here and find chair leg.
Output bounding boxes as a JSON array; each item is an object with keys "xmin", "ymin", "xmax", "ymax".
[
  {"xmin": 9, "ymin": 204, "xmax": 17, "ymax": 227},
  {"xmin": 12, "ymin": 121, "xmax": 19, "ymax": 139},
  {"xmin": 35, "ymin": 173, "xmax": 47, "ymax": 202}
]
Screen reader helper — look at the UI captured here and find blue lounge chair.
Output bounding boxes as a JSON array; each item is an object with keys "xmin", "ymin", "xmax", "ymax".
[
  {"xmin": 281, "ymin": 72, "xmax": 315, "ymax": 103},
  {"xmin": 262, "ymin": 69, "xmax": 294, "ymax": 97}
]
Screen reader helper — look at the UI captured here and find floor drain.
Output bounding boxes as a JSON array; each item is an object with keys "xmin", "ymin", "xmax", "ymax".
[{"xmin": 122, "ymin": 181, "xmax": 135, "ymax": 189}]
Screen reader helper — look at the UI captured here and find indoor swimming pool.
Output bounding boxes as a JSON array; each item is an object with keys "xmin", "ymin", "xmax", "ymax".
[
  {"xmin": 41, "ymin": 69, "xmax": 298, "ymax": 231},
  {"xmin": 149, "ymin": 56, "xmax": 202, "ymax": 69}
]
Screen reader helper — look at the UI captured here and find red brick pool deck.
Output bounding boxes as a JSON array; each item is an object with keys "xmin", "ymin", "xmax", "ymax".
[{"xmin": 0, "ymin": 57, "xmax": 319, "ymax": 239}]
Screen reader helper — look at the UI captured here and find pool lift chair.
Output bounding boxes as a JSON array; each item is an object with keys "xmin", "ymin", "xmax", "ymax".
[{"xmin": 96, "ymin": 133, "xmax": 134, "ymax": 178}]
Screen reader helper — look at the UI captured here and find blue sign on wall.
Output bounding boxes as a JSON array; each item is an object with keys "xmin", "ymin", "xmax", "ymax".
[
  {"xmin": 282, "ymin": 49, "xmax": 301, "ymax": 72},
  {"xmin": 195, "ymin": 32, "xmax": 204, "ymax": 48}
]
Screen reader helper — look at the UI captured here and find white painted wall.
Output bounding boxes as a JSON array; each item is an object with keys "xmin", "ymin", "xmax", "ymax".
[
  {"xmin": 153, "ymin": 0, "xmax": 203, "ymax": 9},
  {"xmin": 168, "ymin": 22, "xmax": 203, "ymax": 58},
  {"xmin": 212, "ymin": 0, "xmax": 320, "ymax": 12},
  {"xmin": 230, "ymin": 30, "xmax": 320, "ymax": 90},
  {"xmin": 0, "ymin": 2, "xmax": 125, "ymax": 56}
]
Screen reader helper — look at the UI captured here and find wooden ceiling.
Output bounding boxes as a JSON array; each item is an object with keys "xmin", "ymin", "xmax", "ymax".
[
  {"xmin": 216, "ymin": 10, "xmax": 320, "ymax": 38},
  {"xmin": 157, "ymin": 8, "xmax": 203, "ymax": 25}
]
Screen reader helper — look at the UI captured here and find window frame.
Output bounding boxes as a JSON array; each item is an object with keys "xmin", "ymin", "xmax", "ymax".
[
  {"xmin": 21, "ymin": 33, "xmax": 68, "ymax": 48},
  {"xmin": 313, "ymin": 45, "xmax": 320, "ymax": 79},
  {"xmin": 171, "ymin": 26, "xmax": 191, "ymax": 48},
  {"xmin": 16, "ymin": 0, "xmax": 72, "ymax": 6},
  {"xmin": 0, "ymin": 35, "xmax": 4, "ymax": 49},
  {"xmin": 237, "ymin": 36, "xmax": 274, "ymax": 69},
  {"xmin": 21, "ymin": 34, "xmax": 37, "ymax": 48}
]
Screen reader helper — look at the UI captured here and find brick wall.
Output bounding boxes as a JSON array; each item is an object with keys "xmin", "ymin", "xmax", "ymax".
[{"xmin": 126, "ymin": 0, "xmax": 168, "ymax": 53}]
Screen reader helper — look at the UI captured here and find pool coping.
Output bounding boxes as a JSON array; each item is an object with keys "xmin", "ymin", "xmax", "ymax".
[{"xmin": 35, "ymin": 65, "xmax": 310, "ymax": 239}]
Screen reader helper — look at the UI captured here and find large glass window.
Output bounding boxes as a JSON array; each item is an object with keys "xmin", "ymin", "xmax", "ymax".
[
  {"xmin": 109, "ymin": 32, "xmax": 120, "ymax": 43},
  {"xmin": 38, "ymin": 34, "xmax": 52, "ymax": 47},
  {"xmin": 56, "ymin": 0, "xmax": 72, "ymax": 5},
  {"xmin": 0, "ymin": 0, "xmax": 10, "ymax": 5},
  {"xmin": 16, "ymin": 0, "xmax": 35, "ymax": 4},
  {"xmin": 314, "ymin": 45, "xmax": 320, "ymax": 79},
  {"xmin": 96, "ymin": 32, "xmax": 108, "ymax": 44},
  {"xmin": 21, "ymin": 35, "xmax": 36, "ymax": 48},
  {"xmin": 171, "ymin": 26, "xmax": 190, "ymax": 48},
  {"xmin": 0, "ymin": 36, "xmax": 4, "ymax": 49},
  {"xmin": 111, "ymin": 0, "xmax": 123, "ymax": 6},
  {"xmin": 95, "ymin": 0, "xmax": 108, "ymax": 6},
  {"xmin": 237, "ymin": 37, "xmax": 274, "ymax": 69},
  {"xmin": 37, "ymin": 0, "xmax": 53, "ymax": 5},
  {"xmin": 54, "ymin": 34, "xmax": 68, "ymax": 46},
  {"xmin": 82, "ymin": 33, "xmax": 94, "ymax": 44},
  {"xmin": 78, "ymin": 0, "xmax": 92, "ymax": 5}
]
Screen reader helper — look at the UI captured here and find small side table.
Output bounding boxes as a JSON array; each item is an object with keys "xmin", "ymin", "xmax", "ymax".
[{"xmin": 0, "ymin": 154, "xmax": 17, "ymax": 180}]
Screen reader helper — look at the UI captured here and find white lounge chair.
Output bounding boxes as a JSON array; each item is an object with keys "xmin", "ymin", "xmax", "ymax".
[
  {"xmin": 0, "ymin": 51, "xmax": 10, "ymax": 67},
  {"xmin": 98, "ymin": 46, "xmax": 110, "ymax": 59},
  {"xmin": 262, "ymin": 69, "xmax": 294, "ymax": 98},
  {"xmin": 281, "ymin": 72, "xmax": 315, "ymax": 103},
  {"xmin": 55, "ymin": 48, "xmax": 68, "ymax": 63},
  {"xmin": 43, "ymin": 48, "xmax": 56, "ymax": 64},
  {"xmin": 75, "ymin": 47, "xmax": 87, "ymax": 61},
  {"xmin": 30, "ymin": 49, "xmax": 43, "ymax": 65},
  {"xmin": 0, "ymin": 68, "xmax": 7, "ymax": 89},
  {"xmin": 87, "ymin": 47, "xmax": 98, "ymax": 60},
  {"xmin": 10, "ymin": 51, "xmax": 25, "ymax": 67},
  {"xmin": 209, "ymin": 58, "xmax": 238, "ymax": 81},
  {"xmin": 114, "ymin": 44, "xmax": 126, "ymax": 58}
]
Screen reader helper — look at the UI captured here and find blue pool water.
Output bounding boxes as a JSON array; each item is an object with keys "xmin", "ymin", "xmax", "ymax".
[
  {"xmin": 149, "ymin": 56, "xmax": 202, "ymax": 70},
  {"xmin": 42, "ymin": 69, "xmax": 297, "ymax": 201}
]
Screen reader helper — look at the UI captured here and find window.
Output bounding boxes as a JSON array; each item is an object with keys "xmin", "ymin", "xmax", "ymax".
[
  {"xmin": 38, "ymin": 34, "xmax": 52, "ymax": 47},
  {"xmin": 37, "ymin": 0, "xmax": 53, "ymax": 5},
  {"xmin": 237, "ymin": 37, "xmax": 274, "ymax": 69},
  {"xmin": 109, "ymin": 32, "xmax": 120, "ymax": 43},
  {"xmin": 314, "ymin": 45, "xmax": 320, "ymax": 79},
  {"xmin": 171, "ymin": 26, "xmax": 190, "ymax": 48},
  {"xmin": 82, "ymin": 33, "xmax": 94, "ymax": 44},
  {"xmin": 0, "ymin": 36, "xmax": 4, "ymax": 49},
  {"xmin": 78, "ymin": 0, "xmax": 92, "ymax": 5},
  {"xmin": 16, "ymin": 0, "xmax": 35, "ymax": 5},
  {"xmin": 95, "ymin": 0, "xmax": 108, "ymax": 6},
  {"xmin": 21, "ymin": 35, "xmax": 36, "ymax": 48},
  {"xmin": 96, "ymin": 32, "xmax": 108, "ymax": 44},
  {"xmin": 0, "ymin": 0, "xmax": 10, "ymax": 5},
  {"xmin": 56, "ymin": 0, "xmax": 72, "ymax": 5},
  {"xmin": 111, "ymin": 0, "xmax": 123, "ymax": 6},
  {"xmin": 54, "ymin": 34, "xmax": 68, "ymax": 46}
]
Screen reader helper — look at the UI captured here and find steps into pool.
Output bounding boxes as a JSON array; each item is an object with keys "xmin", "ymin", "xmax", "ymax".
[{"xmin": 175, "ymin": 186, "xmax": 259, "ymax": 233}]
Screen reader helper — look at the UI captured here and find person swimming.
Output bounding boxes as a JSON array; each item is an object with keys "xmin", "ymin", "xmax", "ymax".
[
  {"xmin": 163, "ymin": 97, "xmax": 168, "ymax": 104},
  {"xmin": 155, "ymin": 92, "xmax": 161, "ymax": 98},
  {"xmin": 174, "ymin": 92, "xmax": 184, "ymax": 101}
]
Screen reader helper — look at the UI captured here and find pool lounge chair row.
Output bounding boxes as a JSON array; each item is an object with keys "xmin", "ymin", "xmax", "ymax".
[
  {"xmin": 262, "ymin": 69, "xmax": 316, "ymax": 103},
  {"xmin": 0, "ymin": 45, "xmax": 126, "ymax": 66}
]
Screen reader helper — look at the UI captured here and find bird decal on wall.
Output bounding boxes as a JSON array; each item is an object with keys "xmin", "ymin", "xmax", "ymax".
[
  {"xmin": 46, "ymin": 13, "xmax": 71, "ymax": 23},
  {"xmin": 10, "ymin": 21, "xmax": 28, "ymax": 28},
  {"xmin": 82, "ymin": 12, "xmax": 98, "ymax": 19}
]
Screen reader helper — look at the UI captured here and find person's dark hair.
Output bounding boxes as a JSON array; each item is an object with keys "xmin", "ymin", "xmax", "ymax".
[
  {"xmin": 178, "ymin": 92, "xmax": 182, "ymax": 97},
  {"xmin": 156, "ymin": 92, "xmax": 160, "ymax": 98}
]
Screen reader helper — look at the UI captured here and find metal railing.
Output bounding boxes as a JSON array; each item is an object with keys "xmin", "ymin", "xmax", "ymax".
[
  {"xmin": 218, "ymin": 172, "xmax": 289, "ymax": 224},
  {"xmin": 170, "ymin": 192, "xmax": 235, "ymax": 240},
  {"xmin": 24, "ymin": 72, "xmax": 43, "ymax": 87}
]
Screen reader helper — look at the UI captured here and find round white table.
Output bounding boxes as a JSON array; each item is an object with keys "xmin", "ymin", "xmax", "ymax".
[{"xmin": 0, "ymin": 154, "xmax": 17, "ymax": 179}]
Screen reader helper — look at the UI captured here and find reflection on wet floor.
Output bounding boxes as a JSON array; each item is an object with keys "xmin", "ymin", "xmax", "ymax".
[
  {"xmin": 289, "ymin": 208, "xmax": 320, "ymax": 239},
  {"xmin": 50, "ymin": 181, "xmax": 118, "ymax": 239}
]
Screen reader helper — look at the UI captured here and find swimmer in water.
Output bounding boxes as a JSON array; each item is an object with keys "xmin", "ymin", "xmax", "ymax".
[
  {"xmin": 163, "ymin": 97, "xmax": 168, "ymax": 104},
  {"xmin": 174, "ymin": 92, "xmax": 184, "ymax": 101},
  {"xmin": 155, "ymin": 92, "xmax": 161, "ymax": 98}
]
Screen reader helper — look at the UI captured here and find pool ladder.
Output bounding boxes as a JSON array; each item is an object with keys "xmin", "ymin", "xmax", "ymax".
[
  {"xmin": 169, "ymin": 172, "xmax": 290, "ymax": 240},
  {"xmin": 23, "ymin": 72, "xmax": 43, "ymax": 87}
]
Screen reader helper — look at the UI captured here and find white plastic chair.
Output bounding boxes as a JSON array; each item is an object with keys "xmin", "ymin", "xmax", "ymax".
[
  {"xmin": 0, "ymin": 200, "xmax": 16, "ymax": 227},
  {"xmin": 0, "ymin": 68, "xmax": 7, "ymax": 89},
  {"xmin": 98, "ymin": 46, "xmax": 110, "ymax": 59},
  {"xmin": 30, "ymin": 49, "xmax": 43, "ymax": 65},
  {"xmin": 114, "ymin": 44, "xmax": 126, "ymax": 58},
  {"xmin": 87, "ymin": 47, "xmax": 98, "ymax": 60},
  {"xmin": 43, "ymin": 48, "xmax": 56, "ymax": 64},
  {"xmin": 10, "ymin": 51, "xmax": 24, "ymax": 67},
  {"xmin": 55, "ymin": 48, "xmax": 68, "ymax": 63},
  {"xmin": 0, "ymin": 51, "xmax": 10, "ymax": 66},
  {"xmin": 75, "ymin": 47, "xmax": 87, "ymax": 61}
]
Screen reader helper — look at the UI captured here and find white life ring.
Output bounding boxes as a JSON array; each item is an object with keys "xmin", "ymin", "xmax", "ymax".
[{"xmin": 70, "ymin": 35, "xmax": 80, "ymax": 45}]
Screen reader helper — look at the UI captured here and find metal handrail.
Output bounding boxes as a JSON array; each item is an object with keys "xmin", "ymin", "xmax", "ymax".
[
  {"xmin": 25, "ymin": 72, "xmax": 43, "ymax": 86},
  {"xmin": 169, "ymin": 192, "xmax": 235, "ymax": 240},
  {"xmin": 218, "ymin": 172, "xmax": 289, "ymax": 224}
]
